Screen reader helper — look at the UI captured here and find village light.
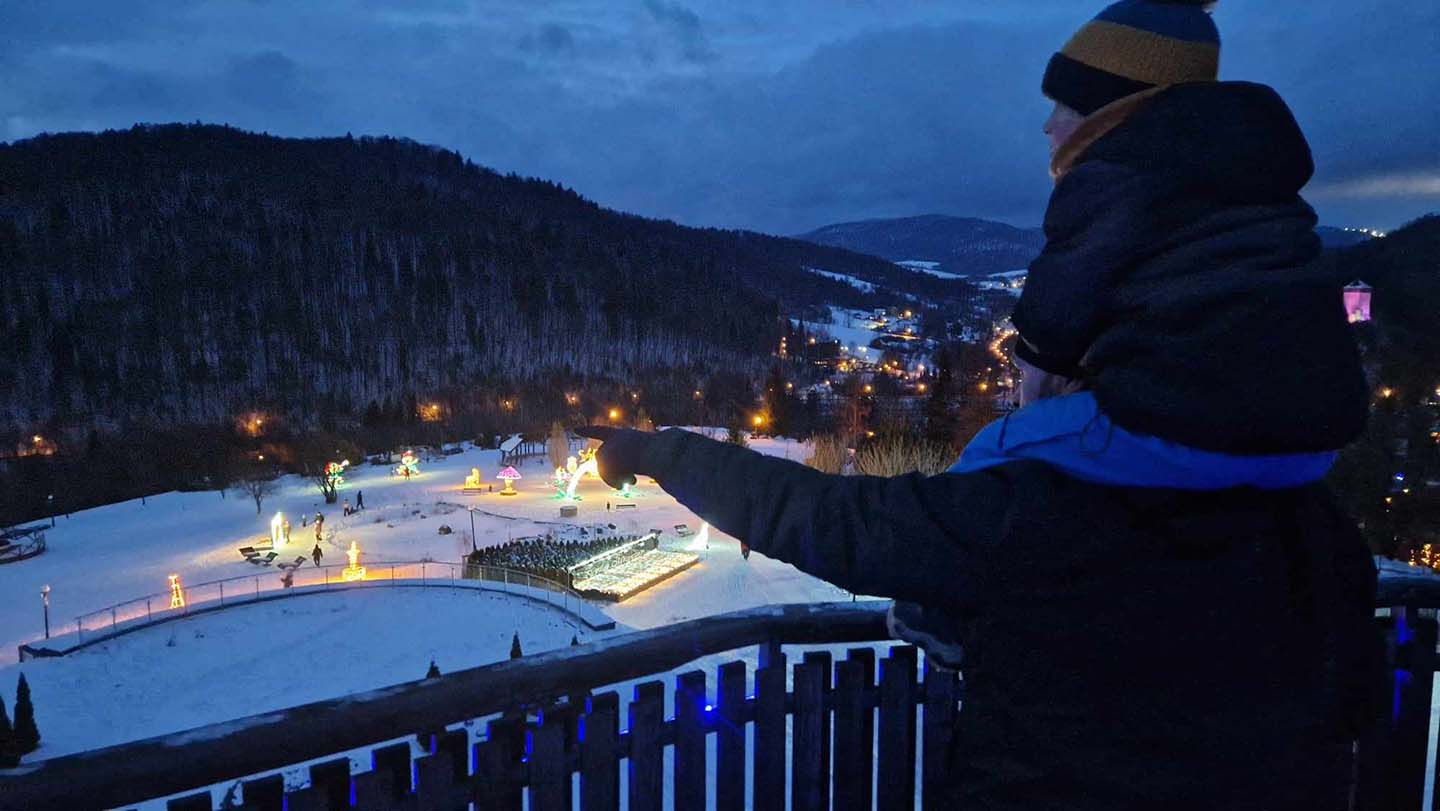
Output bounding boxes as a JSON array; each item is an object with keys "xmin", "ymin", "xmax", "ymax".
[
  {"xmin": 1380, "ymin": 387, "xmax": 1394, "ymax": 399},
  {"xmin": 40, "ymin": 585, "xmax": 51, "ymax": 639},
  {"xmin": 752, "ymin": 415, "xmax": 765, "ymax": 428},
  {"xmin": 608, "ymin": 408, "xmax": 620, "ymax": 421}
]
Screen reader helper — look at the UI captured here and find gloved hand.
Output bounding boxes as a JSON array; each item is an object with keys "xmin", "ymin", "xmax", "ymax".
[{"xmin": 573, "ymin": 426, "xmax": 653, "ymax": 490}]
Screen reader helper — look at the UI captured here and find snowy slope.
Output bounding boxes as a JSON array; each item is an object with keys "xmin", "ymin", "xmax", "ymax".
[{"xmin": 0, "ymin": 433, "xmax": 855, "ymax": 766}]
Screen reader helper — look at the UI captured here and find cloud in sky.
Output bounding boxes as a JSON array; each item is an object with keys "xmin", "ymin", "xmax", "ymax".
[{"xmin": 1, "ymin": 1, "xmax": 1435, "ymax": 233}]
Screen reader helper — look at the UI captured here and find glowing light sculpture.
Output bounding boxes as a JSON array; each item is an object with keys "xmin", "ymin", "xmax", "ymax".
[
  {"xmin": 497, "ymin": 466, "xmax": 522, "ymax": 496},
  {"xmin": 394, "ymin": 450, "xmax": 420, "ymax": 478},
  {"xmin": 324, "ymin": 460, "xmax": 350, "ymax": 493},
  {"xmin": 342, "ymin": 541, "xmax": 367, "ymax": 581},
  {"xmin": 1343, "ymin": 281, "xmax": 1373, "ymax": 323},
  {"xmin": 270, "ymin": 512, "xmax": 285, "ymax": 547},
  {"xmin": 565, "ymin": 457, "xmax": 598, "ymax": 500},
  {"xmin": 463, "ymin": 467, "xmax": 484, "ymax": 492},
  {"xmin": 168, "ymin": 574, "xmax": 186, "ymax": 609}
]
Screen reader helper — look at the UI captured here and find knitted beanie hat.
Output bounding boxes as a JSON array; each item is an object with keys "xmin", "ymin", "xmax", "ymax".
[{"xmin": 1043, "ymin": 0, "xmax": 1220, "ymax": 116}]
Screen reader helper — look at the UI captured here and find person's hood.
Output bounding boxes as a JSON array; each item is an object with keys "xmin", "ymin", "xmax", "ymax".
[{"xmin": 1054, "ymin": 81, "xmax": 1315, "ymax": 204}]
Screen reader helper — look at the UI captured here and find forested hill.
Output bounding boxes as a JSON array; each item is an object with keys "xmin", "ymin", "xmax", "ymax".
[
  {"xmin": 0, "ymin": 124, "xmax": 938, "ymax": 434},
  {"xmin": 1327, "ymin": 214, "xmax": 1440, "ymax": 388}
]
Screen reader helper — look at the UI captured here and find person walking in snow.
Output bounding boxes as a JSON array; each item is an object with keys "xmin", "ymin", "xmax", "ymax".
[
  {"xmin": 356, "ymin": 490, "xmax": 365, "ymax": 511},
  {"xmin": 342, "ymin": 499, "xmax": 351, "ymax": 517},
  {"xmin": 314, "ymin": 512, "xmax": 324, "ymax": 542},
  {"xmin": 312, "ymin": 543, "xmax": 323, "ymax": 567},
  {"xmin": 579, "ymin": 3, "xmax": 1379, "ymax": 808}
]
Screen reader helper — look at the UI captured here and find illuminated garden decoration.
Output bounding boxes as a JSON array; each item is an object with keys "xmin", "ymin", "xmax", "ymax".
[
  {"xmin": 497, "ymin": 466, "xmax": 522, "ymax": 496},
  {"xmin": 463, "ymin": 467, "xmax": 484, "ymax": 492},
  {"xmin": 565, "ymin": 457, "xmax": 599, "ymax": 501},
  {"xmin": 1343, "ymin": 281, "xmax": 1372, "ymax": 323},
  {"xmin": 342, "ymin": 541, "xmax": 367, "ymax": 582},
  {"xmin": 325, "ymin": 460, "xmax": 350, "ymax": 488},
  {"xmin": 394, "ymin": 450, "xmax": 420, "ymax": 479},
  {"xmin": 270, "ymin": 512, "xmax": 285, "ymax": 547},
  {"xmin": 168, "ymin": 574, "xmax": 185, "ymax": 609}
]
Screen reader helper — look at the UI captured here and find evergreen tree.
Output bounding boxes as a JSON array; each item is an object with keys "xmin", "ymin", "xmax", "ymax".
[
  {"xmin": 0, "ymin": 694, "xmax": 15, "ymax": 768},
  {"xmin": 13, "ymin": 674, "xmax": 37, "ymax": 755},
  {"xmin": 509, "ymin": 632, "xmax": 523, "ymax": 659},
  {"xmin": 425, "ymin": 660, "xmax": 442, "ymax": 679},
  {"xmin": 725, "ymin": 412, "xmax": 749, "ymax": 447},
  {"xmin": 923, "ymin": 352, "xmax": 959, "ymax": 449}
]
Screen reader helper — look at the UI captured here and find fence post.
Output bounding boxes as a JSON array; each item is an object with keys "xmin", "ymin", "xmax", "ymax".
[
  {"xmin": 146, "ymin": 599, "xmax": 152, "ymax": 622},
  {"xmin": 111, "ymin": 607, "xmax": 117, "ymax": 632},
  {"xmin": 255, "ymin": 577, "xmax": 260, "ymax": 598},
  {"xmin": 76, "ymin": 618, "xmax": 82, "ymax": 643},
  {"xmin": 219, "ymin": 582, "xmax": 224, "ymax": 605}
]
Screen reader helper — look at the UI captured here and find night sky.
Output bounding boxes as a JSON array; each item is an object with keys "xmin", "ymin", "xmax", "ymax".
[{"xmin": 3, "ymin": 1, "xmax": 1436, "ymax": 234}]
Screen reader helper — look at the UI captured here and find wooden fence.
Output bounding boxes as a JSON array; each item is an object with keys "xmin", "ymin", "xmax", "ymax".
[{"xmin": 4, "ymin": 571, "xmax": 1440, "ymax": 810}]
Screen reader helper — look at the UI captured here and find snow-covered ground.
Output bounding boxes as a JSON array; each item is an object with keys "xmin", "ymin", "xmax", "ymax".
[
  {"xmin": 0, "ymin": 433, "xmax": 852, "ymax": 764},
  {"xmin": 807, "ymin": 267, "xmax": 878, "ymax": 293},
  {"xmin": 798, "ymin": 306, "xmax": 884, "ymax": 361}
]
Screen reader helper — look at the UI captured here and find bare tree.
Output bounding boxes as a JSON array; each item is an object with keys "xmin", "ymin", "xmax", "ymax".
[
  {"xmin": 805, "ymin": 434, "xmax": 849, "ymax": 474},
  {"xmin": 853, "ymin": 434, "xmax": 953, "ymax": 478},
  {"xmin": 634, "ymin": 408, "xmax": 655, "ymax": 433},
  {"xmin": 234, "ymin": 474, "xmax": 278, "ymax": 514},
  {"xmin": 547, "ymin": 422, "xmax": 569, "ymax": 470}
]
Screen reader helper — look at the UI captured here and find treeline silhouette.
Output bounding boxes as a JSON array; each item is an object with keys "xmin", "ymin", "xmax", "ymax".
[{"xmin": 0, "ymin": 123, "xmax": 965, "ymax": 438}]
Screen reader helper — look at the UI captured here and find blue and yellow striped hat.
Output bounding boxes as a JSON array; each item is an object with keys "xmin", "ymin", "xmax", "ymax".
[{"xmin": 1043, "ymin": 0, "xmax": 1220, "ymax": 116}]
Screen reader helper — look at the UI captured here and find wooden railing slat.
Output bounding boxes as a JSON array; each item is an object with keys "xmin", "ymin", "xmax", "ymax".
[
  {"xmin": 279, "ymin": 784, "xmax": 333, "ymax": 811},
  {"xmin": 752, "ymin": 655, "xmax": 788, "ymax": 811},
  {"xmin": 413, "ymin": 751, "xmax": 463, "ymax": 811},
  {"xmin": 803, "ymin": 650, "xmax": 834, "ymax": 811},
  {"xmin": 920, "ymin": 659, "xmax": 959, "ymax": 811},
  {"xmin": 792, "ymin": 659, "xmax": 829, "ymax": 811},
  {"xmin": 627, "ymin": 681, "xmax": 666, "ymax": 811},
  {"xmin": 833, "ymin": 657, "xmax": 871, "ymax": 811},
  {"xmin": 848, "ymin": 647, "xmax": 877, "ymax": 806},
  {"xmin": 674, "ymin": 669, "xmax": 708, "ymax": 810},
  {"xmin": 309, "ymin": 757, "xmax": 352, "ymax": 811},
  {"xmin": 878, "ymin": 646, "xmax": 918, "ymax": 811},
  {"xmin": 717, "ymin": 660, "xmax": 748, "ymax": 811},
  {"xmin": 474, "ymin": 718, "xmax": 524, "ymax": 811},
  {"xmin": 351, "ymin": 766, "xmax": 397, "ymax": 811},
  {"xmin": 530, "ymin": 705, "xmax": 573, "ymax": 811},
  {"xmin": 165, "ymin": 791, "xmax": 213, "ymax": 811},
  {"xmin": 580, "ymin": 692, "xmax": 621, "ymax": 811},
  {"xmin": 241, "ymin": 773, "xmax": 285, "ymax": 811}
]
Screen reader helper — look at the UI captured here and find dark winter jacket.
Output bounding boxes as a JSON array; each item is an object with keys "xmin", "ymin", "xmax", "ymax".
[
  {"xmin": 1011, "ymin": 82, "xmax": 1370, "ymax": 455},
  {"xmin": 635, "ymin": 427, "xmax": 1379, "ymax": 810}
]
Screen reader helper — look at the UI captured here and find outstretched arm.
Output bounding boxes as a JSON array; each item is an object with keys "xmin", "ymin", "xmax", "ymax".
[{"xmin": 579, "ymin": 427, "xmax": 1014, "ymax": 611}]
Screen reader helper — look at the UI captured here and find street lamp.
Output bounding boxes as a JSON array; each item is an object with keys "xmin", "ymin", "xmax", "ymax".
[
  {"xmin": 47, "ymin": 494, "xmax": 55, "ymax": 528},
  {"xmin": 40, "ymin": 585, "xmax": 50, "ymax": 639},
  {"xmin": 468, "ymin": 507, "xmax": 478, "ymax": 554}
]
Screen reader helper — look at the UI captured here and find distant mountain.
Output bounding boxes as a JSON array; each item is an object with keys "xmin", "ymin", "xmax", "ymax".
[
  {"xmin": 797, "ymin": 214, "xmax": 1046, "ymax": 277},
  {"xmin": 0, "ymin": 124, "xmax": 969, "ymax": 434}
]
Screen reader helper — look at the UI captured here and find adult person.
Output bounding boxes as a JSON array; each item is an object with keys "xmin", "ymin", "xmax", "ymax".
[{"xmin": 578, "ymin": 1, "xmax": 1379, "ymax": 807}]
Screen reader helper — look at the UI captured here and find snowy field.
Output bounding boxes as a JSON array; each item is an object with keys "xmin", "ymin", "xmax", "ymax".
[{"xmin": 0, "ymin": 433, "xmax": 851, "ymax": 765}]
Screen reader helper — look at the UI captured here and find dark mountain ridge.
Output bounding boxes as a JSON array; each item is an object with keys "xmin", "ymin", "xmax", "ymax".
[
  {"xmin": 0, "ymin": 123, "xmax": 964, "ymax": 435},
  {"xmin": 798, "ymin": 214, "xmax": 1047, "ymax": 277}
]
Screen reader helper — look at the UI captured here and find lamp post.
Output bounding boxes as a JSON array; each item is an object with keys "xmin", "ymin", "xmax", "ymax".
[
  {"xmin": 47, "ymin": 494, "xmax": 55, "ymax": 528},
  {"xmin": 40, "ymin": 584, "xmax": 50, "ymax": 639},
  {"xmin": 468, "ymin": 507, "xmax": 477, "ymax": 554}
]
